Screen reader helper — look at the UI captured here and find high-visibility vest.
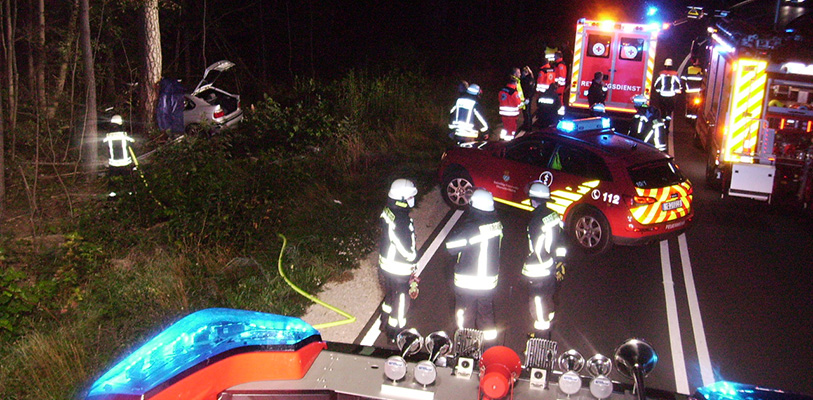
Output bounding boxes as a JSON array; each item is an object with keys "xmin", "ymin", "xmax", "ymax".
[
  {"xmin": 537, "ymin": 63, "xmax": 555, "ymax": 93},
  {"xmin": 499, "ymin": 84, "xmax": 522, "ymax": 117},
  {"xmin": 654, "ymin": 70, "xmax": 682, "ymax": 97}
]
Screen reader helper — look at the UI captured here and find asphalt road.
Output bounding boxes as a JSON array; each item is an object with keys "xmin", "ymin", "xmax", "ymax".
[{"xmin": 359, "ymin": 113, "xmax": 813, "ymax": 397}]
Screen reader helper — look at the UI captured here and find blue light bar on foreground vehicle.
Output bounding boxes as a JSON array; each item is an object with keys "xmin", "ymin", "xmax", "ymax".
[
  {"xmin": 86, "ymin": 308, "xmax": 321, "ymax": 399},
  {"xmin": 693, "ymin": 381, "xmax": 813, "ymax": 400},
  {"xmin": 557, "ymin": 117, "xmax": 611, "ymax": 133}
]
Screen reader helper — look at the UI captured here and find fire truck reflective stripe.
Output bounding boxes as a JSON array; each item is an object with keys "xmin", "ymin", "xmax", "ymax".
[
  {"xmin": 570, "ymin": 23, "xmax": 585, "ymax": 104},
  {"xmin": 645, "ymin": 40, "xmax": 658, "ymax": 98},
  {"xmin": 631, "ymin": 182, "xmax": 692, "ymax": 224},
  {"xmin": 725, "ymin": 59, "xmax": 767, "ymax": 162}
]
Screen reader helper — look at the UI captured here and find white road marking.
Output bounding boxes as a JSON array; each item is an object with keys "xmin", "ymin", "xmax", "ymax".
[
  {"xmin": 416, "ymin": 209, "xmax": 464, "ymax": 276},
  {"xmin": 360, "ymin": 318, "xmax": 382, "ymax": 346},
  {"xmin": 361, "ymin": 209, "xmax": 464, "ymax": 345},
  {"xmin": 660, "ymin": 239, "xmax": 691, "ymax": 394},
  {"xmin": 678, "ymin": 233, "xmax": 715, "ymax": 386}
]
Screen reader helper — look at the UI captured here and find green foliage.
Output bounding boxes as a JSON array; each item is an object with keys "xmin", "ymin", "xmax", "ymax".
[{"xmin": 1, "ymin": 68, "xmax": 448, "ymax": 399}]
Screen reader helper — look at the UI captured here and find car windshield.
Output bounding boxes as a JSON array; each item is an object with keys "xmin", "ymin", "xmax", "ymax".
[{"xmin": 628, "ymin": 159, "xmax": 686, "ymax": 189}]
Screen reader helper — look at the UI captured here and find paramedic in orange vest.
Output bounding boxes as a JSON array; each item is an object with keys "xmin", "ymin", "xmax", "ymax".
[
  {"xmin": 537, "ymin": 58, "xmax": 556, "ymax": 100},
  {"xmin": 653, "ymin": 58, "xmax": 682, "ymax": 130},
  {"xmin": 553, "ymin": 52, "xmax": 568, "ymax": 104},
  {"xmin": 499, "ymin": 74, "xmax": 523, "ymax": 141}
]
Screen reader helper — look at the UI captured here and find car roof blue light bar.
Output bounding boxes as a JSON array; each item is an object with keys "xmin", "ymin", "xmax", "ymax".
[
  {"xmin": 86, "ymin": 308, "xmax": 320, "ymax": 399},
  {"xmin": 557, "ymin": 117, "xmax": 611, "ymax": 134}
]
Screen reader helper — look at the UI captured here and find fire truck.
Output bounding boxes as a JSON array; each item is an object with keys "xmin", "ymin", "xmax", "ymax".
[
  {"xmin": 696, "ymin": 18, "xmax": 813, "ymax": 205},
  {"xmin": 568, "ymin": 18, "xmax": 662, "ymax": 116}
]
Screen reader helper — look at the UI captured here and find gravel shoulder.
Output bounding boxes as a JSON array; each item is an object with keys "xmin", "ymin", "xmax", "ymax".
[{"xmin": 300, "ymin": 185, "xmax": 449, "ymax": 343}]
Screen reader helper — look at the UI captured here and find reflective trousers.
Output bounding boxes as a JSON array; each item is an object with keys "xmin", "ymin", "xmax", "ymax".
[
  {"xmin": 380, "ymin": 270, "xmax": 411, "ymax": 338},
  {"xmin": 455, "ymin": 287, "xmax": 497, "ymax": 340},
  {"xmin": 527, "ymin": 277, "xmax": 557, "ymax": 331}
]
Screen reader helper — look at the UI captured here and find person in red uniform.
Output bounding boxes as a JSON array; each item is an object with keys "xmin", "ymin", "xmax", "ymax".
[
  {"xmin": 499, "ymin": 74, "xmax": 523, "ymax": 141},
  {"xmin": 536, "ymin": 59, "xmax": 556, "ymax": 98},
  {"xmin": 553, "ymin": 51, "xmax": 568, "ymax": 104}
]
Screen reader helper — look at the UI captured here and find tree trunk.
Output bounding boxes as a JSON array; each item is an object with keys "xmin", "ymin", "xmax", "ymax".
[
  {"xmin": 46, "ymin": 0, "xmax": 78, "ymax": 119},
  {"xmin": 79, "ymin": 0, "xmax": 97, "ymax": 178},
  {"xmin": 0, "ymin": 63, "xmax": 5, "ymax": 221},
  {"xmin": 141, "ymin": 0, "xmax": 161, "ymax": 133},
  {"xmin": 35, "ymin": 0, "xmax": 44, "ymax": 114},
  {"xmin": 4, "ymin": 0, "xmax": 18, "ymax": 133}
]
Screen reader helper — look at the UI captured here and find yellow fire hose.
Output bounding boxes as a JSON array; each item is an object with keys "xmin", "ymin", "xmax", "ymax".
[{"xmin": 276, "ymin": 234, "xmax": 356, "ymax": 330}]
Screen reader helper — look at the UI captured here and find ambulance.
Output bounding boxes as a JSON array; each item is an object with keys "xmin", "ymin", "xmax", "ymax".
[
  {"xmin": 568, "ymin": 18, "xmax": 662, "ymax": 116},
  {"xmin": 697, "ymin": 18, "xmax": 813, "ymax": 205}
]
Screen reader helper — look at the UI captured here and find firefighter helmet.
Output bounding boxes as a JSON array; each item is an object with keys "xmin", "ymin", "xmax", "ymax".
[
  {"xmin": 388, "ymin": 179, "xmax": 418, "ymax": 208},
  {"xmin": 470, "ymin": 189, "xmax": 494, "ymax": 212},
  {"xmin": 528, "ymin": 182, "xmax": 551, "ymax": 200},
  {"xmin": 467, "ymin": 84, "xmax": 482, "ymax": 96},
  {"xmin": 664, "ymin": 58, "xmax": 673, "ymax": 67},
  {"xmin": 111, "ymin": 115, "xmax": 123, "ymax": 125}
]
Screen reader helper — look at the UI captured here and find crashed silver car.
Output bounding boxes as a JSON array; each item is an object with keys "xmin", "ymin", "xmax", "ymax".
[{"xmin": 183, "ymin": 60, "xmax": 243, "ymax": 135}]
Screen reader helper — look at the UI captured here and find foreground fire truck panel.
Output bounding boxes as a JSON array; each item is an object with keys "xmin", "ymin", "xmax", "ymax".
[
  {"xmin": 696, "ymin": 18, "xmax": 813, "ymax": 205},
  {"xmin": 569, "ymin": 19, "xmax": 660, "ymax": 115}
]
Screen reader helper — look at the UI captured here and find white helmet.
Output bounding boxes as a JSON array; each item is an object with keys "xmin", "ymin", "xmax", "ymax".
[
  {"xmin": 664, "ymin": 58, "xmax": 673, "ymax": 67},
  {"xmin": 467, "ymin": 84, "xmax": 482, "ymax": 96},
  {"xmin": 528, "ymin": 182, "xmax": 550, "ymax": 200},
  {"xmin": 388, "ymin": 179, "xmax": 418, "ymax": 207},
  {"xmin": 470, "ymin": 189, "xmax": 495, "ymax": 212},
  {"xmin": 110, "ymin": 115, "xmax": 123, "ymax": 125}
]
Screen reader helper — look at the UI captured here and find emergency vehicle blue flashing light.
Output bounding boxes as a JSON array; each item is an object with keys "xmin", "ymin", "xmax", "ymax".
[
  {"xmin": 694, "ymin": 381, "xmax": 793, "ymax": 400},
  {"xmin": 86, "ymin": 308, "xmax": 320, "ymax": 398},
  {"xmin": 557, "ymin": 120, "xmax": 577, "ymax": 133},
  {"xmin": 647, "ymin": 6, "xmax": 658, "ymax": 16}
]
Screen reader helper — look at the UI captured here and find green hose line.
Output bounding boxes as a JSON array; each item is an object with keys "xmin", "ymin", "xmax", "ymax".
[
  {"xmin": 127, "ymin": 145, "xmax": 166, "ymax": 209},
  {"xmin": 277, "ymin": 233, "xmax": 356, "ymax": 330}
]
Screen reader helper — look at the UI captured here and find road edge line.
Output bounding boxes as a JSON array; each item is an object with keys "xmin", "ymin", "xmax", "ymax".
[
  {"xmin": 678, "ymin": 233, "xmax": 716, "ymax": 387},
  {"xmin": 661, "ymin": 239, "xmax": 691, "ymax": 394}
]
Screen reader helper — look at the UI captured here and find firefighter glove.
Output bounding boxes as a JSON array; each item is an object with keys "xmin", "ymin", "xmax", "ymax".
[{"xmin": 555, "ymin": 261, "xmax": 566, "ymax": 281}]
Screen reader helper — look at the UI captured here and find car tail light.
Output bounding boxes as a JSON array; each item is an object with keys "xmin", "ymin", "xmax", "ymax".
[
  {"xmin": 213, "ymin": 106, "xmax": 225, "ymax": 119},
  {"xmin": 629, "ymin": 195, "xmax": 657, "ymax": 207}
]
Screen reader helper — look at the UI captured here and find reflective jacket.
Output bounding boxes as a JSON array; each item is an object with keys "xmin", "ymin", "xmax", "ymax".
[
  {"xmin": 537, "ymin": 63, "xmax": 556, "ymax": 93},
  {"xmin": 522, "ymin": 205, "xmax": 566, "ymax": 278},
  {"xmin": 681, "ymin": 65, "xmax": 703, "ymax": 94},
  {"xmin": 554, "ymin": 59, "xmax": 567, "ymax": 93},
  {"xmin": 499, "ymin": 83, "xmax": 522, "ymax": 118},
  {"xmin": 449, "ymin": 94, "xmax": 489, "ymax": 139},
  {"xmin": 446, "ymin": 209, "xmax": 503, "ymax": 291},
  {"xmin": 379, "ymin": 200, "xmax": 417, "ymax": 276},
  {"xmin": 654, "ymin": 70, "xmax": 682, "ymax": 97}
]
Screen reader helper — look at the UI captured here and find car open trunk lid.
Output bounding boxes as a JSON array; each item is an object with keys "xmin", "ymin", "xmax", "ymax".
[{"xmin": 191, "ymin": 60, "xmax": 235, "ymax": 95}]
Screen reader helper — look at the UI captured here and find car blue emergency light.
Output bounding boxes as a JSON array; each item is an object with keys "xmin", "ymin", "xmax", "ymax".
[
  {"xmin": 557, "ymin": 117, "xmax": 611, "ymax": 134},
  {"xmin": 693, "ymin": 381, "xmax": 807, "ymax": 400},
  {"xmin": 86, "ymin": 308, "xmax": 321, "ymax": 399}
]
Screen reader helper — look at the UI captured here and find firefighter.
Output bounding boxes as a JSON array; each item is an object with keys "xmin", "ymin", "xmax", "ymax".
[
  {"xmin": 379, "ymin": 179, "xmax": 419, "ymax": 341},
  {"xmin": 522, "ymin": 182, "xmax": 566, "ymax": 333},
  {"xmin": 499, "ymin": 74, "xmax": 523, "ymax": 141},
  {"xmin": 653, "ymin": 58, "xmax": 682, "ymax": 130},
  {"xmin": 681, "ymin": 58, "xmax": 703, "ymax": 120},
  {"xmin": 534, "ymin": 82, "xmax": 563, "ymax": 129},
  {"xmin": 520, "ymin": 66, "xmax": 536, "ymax": 131},
  {"xmin": 445, "ymin": 189, "xmax": 503, "ymax": 342},
  {"xmin": 628, "ymin": 95, "xmax": 666, "ymax": 151},
  {"xmin": 449, "ymin": 84, "xmax": 489, "ymax": 143},
  {"xmin": 553, "ymin": 51, "xmax": 568, "ymax": 104}
]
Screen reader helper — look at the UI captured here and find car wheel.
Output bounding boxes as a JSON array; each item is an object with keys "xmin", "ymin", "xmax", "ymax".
[
  {"xmin": 441, "ymin": 169, "xmax": 474, "ymax": 209},
  {"xmin": 570, "ymin": 207, "xmax": 612, "ymax": 254},
  {"xmin": 705, "ymin": 147, "xmax": 722, "ymax": 191}
]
